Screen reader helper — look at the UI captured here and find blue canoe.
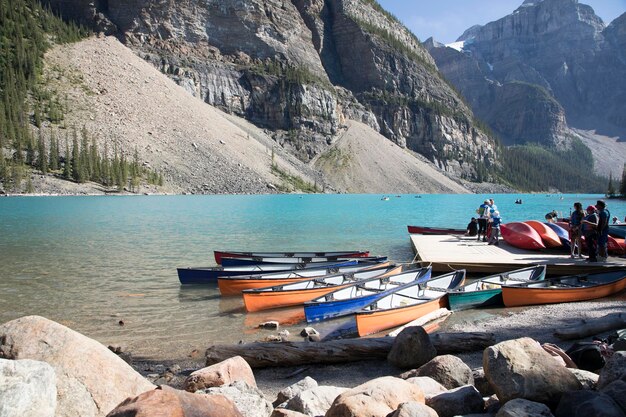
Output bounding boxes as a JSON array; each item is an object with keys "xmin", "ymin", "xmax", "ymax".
[
  {"xmin": 177, "ymin": 259, "xmax": 363, "ymax": 285},
  {"xmin": 544, "ymin": 222, "xmax": 571, "ymax": 251},
  {"xmin": 303, "ymin": 266, "xmax": 432, "ymax": 323},
  {"xmin": 609, "ymin": 225, "xmax": 626, "ymax": 239},
  {"xmin": 220, "ymin": 256, "xmax": 388, "ymax": 267}
]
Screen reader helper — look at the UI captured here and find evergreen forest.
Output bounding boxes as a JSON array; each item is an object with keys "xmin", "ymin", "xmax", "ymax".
[{"xmin": 0, "ymin": 0, "xmax": 162, "ymax": 193}]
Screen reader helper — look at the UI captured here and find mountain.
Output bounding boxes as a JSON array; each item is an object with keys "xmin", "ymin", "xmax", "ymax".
[
  {"xmin": 41, "ymin": 0, "xmax": 498, "ymax": 187},
  {"xmin": 425, "ymin": 0, "xmax": 626, "ymax": 176}
]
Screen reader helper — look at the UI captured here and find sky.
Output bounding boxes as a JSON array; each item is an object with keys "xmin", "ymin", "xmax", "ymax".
[{"xmin": 377, "ymin": 0, "xmax": 626, "ymax": 44}]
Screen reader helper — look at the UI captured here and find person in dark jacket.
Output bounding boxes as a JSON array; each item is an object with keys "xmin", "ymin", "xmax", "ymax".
[
  {"xmin": 596, "ymin": 200, "xmax": 611, "ymax": 261},
  {"xmin": 466, "ymin": 217, "xmax": 478, "ymax": 237},
  {"xmin": 581, "ymin": 205, "xmax": 599, "ymax": 262}
]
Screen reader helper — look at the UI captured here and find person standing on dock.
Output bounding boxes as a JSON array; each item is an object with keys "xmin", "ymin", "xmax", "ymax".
[
  {"xmin": 488, "ymin": 210, "xmax": 502, "ymax": 246},
  {"xmin": 476, "ymin": 200, "xmax": 490, "ymax": 242},
  {"xmin": 596, "ymin": 200, "xmax": 611, "ymax": 262},
  {"xmin": 569, "ymin": 202, "xmax": 584, "ymax": 258},
  {"xmin": 582, "ymin": 205, "xmax": 599, "ymax": 262}
]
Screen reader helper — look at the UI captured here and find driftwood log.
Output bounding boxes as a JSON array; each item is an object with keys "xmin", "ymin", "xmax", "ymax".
[
  {"xmin": 205, "ymin": 331, "xmax": 495, "ymax": 368},
  {"xmin": 554, "ymin": 312, "xmax": 626, "ymax": 340}
]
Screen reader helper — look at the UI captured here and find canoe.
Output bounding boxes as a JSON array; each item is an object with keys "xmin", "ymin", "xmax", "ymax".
[
  {"xmin": 178, "ymin": 259, "xmax": 361, "ymax": 285},
  {"xmin": 608, "ymin": 236, "xmax": 625, "ymax": 255},
  {"xmin": 221, "ymin": 256, "xmax": 387, "ymax": 267},
  {"xmin": 303, "ymin": 266, "xmax": 432, "ymax": 323},
  {"xmin": 524, "ymin": 220, "xmax": 562, "ymax": 247},
  {"xmin": 609, "ymin": 226, "xmax": 626, "ymax": 239},
  {"xmin": 242, "ymin": 265, "xmax": 401, "ymax": 312},
  {"xmin": 355, "ymin": 270, "xmax": 466, "ymax": 337},
  {"xmin": 544, "ymin": 222, "xmax": 571, "ymax": 251},
  {"xmin": 407, "ymin": 225, "xmax": 465, "ymax": 235},
  {"xmin": 214, "ymin": 250, "xmax": 370, "ymax": 265},
  {"xmin": 218, "ymin": 261, "xmax": 394, "ymax": 296},
  {"xmin": 500, "ymin": 222, "xmax": 546, "ymax": 250},
  {"xmin": 502, "ymin": 269, "xmax": 626, "ymax": 307},
  {"xmin": 447, "ymin": 265, "xmax": 546, "ymax": 311}
]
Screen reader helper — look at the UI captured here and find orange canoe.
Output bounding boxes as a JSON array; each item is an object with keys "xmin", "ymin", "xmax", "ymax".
[
  {"xmin": 356, "ymin": 297, "xmax": 447, "ymax": 337},
  {"xmin": 218, "ymin": 262, "xmax": 393, "ymax": 295},
  {"xmin": 502, "ymin": 269, "xmax": 626, "ymax": 307},
  {"xmin": 524, "ymin": 220, "xmax": 562, "ymax": 247},
  {"xmin": 242, "ymin": 265, "xmax": 400, "ymax": 312},
  {"xmin": 354, "ymin": 270, "xmax": 466, "ymax": 337}
]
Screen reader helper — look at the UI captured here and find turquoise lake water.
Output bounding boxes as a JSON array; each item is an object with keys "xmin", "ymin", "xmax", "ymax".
[{"xmin": 0, "ymin": 193, "xmax": 623, "ymax": 359}]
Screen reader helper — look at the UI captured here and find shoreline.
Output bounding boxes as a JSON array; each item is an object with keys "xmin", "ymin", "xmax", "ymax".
[{"xmin": 129, "ymin": 296, "xmax": 626, "ymax": 400}]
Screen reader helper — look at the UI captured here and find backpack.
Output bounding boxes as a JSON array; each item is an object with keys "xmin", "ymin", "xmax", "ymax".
[{"xmin": 565, "ymin": 341, "xmax": 607, "ymax": 371}]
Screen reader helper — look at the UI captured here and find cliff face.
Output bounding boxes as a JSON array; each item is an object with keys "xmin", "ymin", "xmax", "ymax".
[
  {"xmin": 43, "ymin": 0, "xmax": 497, "ymax": 180},
  {"xmin": 431, "ymin": 0, "xmax": 626, "ymax": 145}
]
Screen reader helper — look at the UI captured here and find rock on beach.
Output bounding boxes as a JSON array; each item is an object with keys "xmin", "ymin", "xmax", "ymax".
[{"xmin": 0, "ymin": 315, "xmax": 155, "ymax": 417}]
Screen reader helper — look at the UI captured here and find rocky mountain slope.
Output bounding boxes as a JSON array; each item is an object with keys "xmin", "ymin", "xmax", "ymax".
[
  {"xmin": 42, "ymin": 0, "xmax": 498, "ymax": 187},
  {"xmin": 40, "ymin": 36, "xmax": 474, "ymax": 195},
  {"xmin": 426, "ymin": 0, "xmax": 626, "ymax": 153}
]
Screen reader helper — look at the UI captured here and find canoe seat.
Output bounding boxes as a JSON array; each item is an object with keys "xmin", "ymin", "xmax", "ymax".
[
  {"xmin": 356, "ymin": 285, "xmax": 384, "ymax": 292},
  {"xmin": 423, "ymin": 286, "xmax": 447, "ymax": 292},
  {"xmin": 480, "ymin": 282, "xmax": 500, "ymax": 290}
]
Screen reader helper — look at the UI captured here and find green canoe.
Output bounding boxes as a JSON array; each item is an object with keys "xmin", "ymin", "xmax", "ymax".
[{"xmin": 448, "ymin": 265, "xmax": 546, "ymax": 311}]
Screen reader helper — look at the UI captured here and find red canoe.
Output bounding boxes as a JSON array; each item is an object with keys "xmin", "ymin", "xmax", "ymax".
[
  {"xmin": 501, "ymin": 223, "xmax": 546, "ymax": 250},
  {"xmin": 524, "ymin": 220, "xmax": 562, "ymax": 248},
  {"xmin": 407, "ymin": 225, "xmax": 465, "ymax": 235}
]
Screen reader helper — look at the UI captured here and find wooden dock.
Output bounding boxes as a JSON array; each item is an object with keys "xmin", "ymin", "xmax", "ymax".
[{"xmin": 410, "ymin": 234, "xmax": 626, "ymax": 275}]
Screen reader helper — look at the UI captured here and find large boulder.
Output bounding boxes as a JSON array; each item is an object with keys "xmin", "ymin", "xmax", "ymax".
[
  {"xmin": 184, "ymin": 356, "xmax": 256, "ymax": 392},
  {"xmin": 285, "ymin": 385, "xmax": 347, "ymax": 416},
  {"xmin": 202, "ymin": 381, "xmax": 273, "ymax": 417},
  {"xmin": 0, "ymin": 358, "xmax": 57, "ymax": 417},
  {"xmin": 405, "ymin": 376, "xmax": 447, "ymax": 397},
  {"xmin": 598, "ymin": 351, "xmax": 626, "ymax": 390},
  {"xmin": 600, "ymin": 380, "xmax": 626, "ymax": 414},
  {"xmin": 425, "ymin": 385, "xmax": 484, "ymax": 417},
  {"xmin": 568, "ymin": 368, "xmax": 599, "ymax": 390},
  {"xmin": 403, "ymin": 355, "xmax": 473, "ymax": 389},
  {"xmin": 389, "ymin": 401, "xmax": 438, "ymax": 417},
  {"xmin": 325, "ymin": 376, "xmax": 424, "ymax": 417},
  {"xmin": 483, "ymin": 337, "xmax": 582, "ymax": 408},
  {"xmin": 106, "ymin": 386, "xmax": 244, "ymax": 417},
  {"xmin": 273, "ymin": 376, "xmax": 318, "ymax": 407},
  {"xmin": 387, "ymin": 326, "xmax": 437, "ymax": 369},
  {"xmin": 496, "ymin": 398, "xmax": 554, "ymax": 417},
  {"xmin": 0, "ymin": 315, "xmax": 155, "ymax": 417},
  {"xmin": 554, "ymin": 390, "xmax": 625, "ymax": 417}
]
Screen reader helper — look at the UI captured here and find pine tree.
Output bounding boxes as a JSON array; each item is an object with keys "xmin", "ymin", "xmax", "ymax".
[
  {"xmin": 80, "ymin": 126, "xmax": 91, "ymax": 179},
  {"xmin": 102, "ymin": 141, "xmax": 110, "ymax": 185},
  {"xmin": 71, "ymin": 130, "xmax": 81, "ymax": 182},
  {"xmin": 120, "ymin": 152, "xmax": 128, "ymax": 190},
  {"xmin": 49, "ymin": 130, "xmax": 59, "ymax": 171},
  {"xmin": 90, "ymin": 136, "xmax": 100, "ymax": 181},
  {"xmin": 63, "ymin": 136, "xmax": 71, "ymax": 179},
  {"xmin": 607, "ymin": 172, "xmax": 616, "ymax": 197},
  {"xmin": 619, "ymin": 164, "xmax": 626, "ymax": 197},
  {"xmin": 37, "ymin": 130, "xmax": 47, "ymax": 174},
  {"xmin": 26, "ymin": 133, "xmax": 35, "ymax": 166}
]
